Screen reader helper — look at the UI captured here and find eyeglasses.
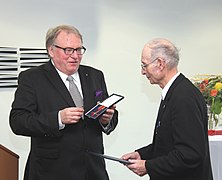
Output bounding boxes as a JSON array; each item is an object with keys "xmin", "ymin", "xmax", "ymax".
[
  {"xmin": 141, "ymin": 58, "xmax": 158, "ymax": 70},
  {"xmin": 53, "ymin": 44, "xmax": 86, "ymax": 55}
]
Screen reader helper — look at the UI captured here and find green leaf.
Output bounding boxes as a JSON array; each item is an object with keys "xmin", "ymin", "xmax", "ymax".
[{"xmin": 212, "ymin": 98, "xmax": 222, "ymax": 114}]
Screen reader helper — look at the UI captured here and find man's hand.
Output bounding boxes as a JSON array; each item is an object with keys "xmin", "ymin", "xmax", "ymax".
[
  {"xmin": 60, "ymin": 107, "xmax": 84, "ymax": 124},
  {"xmin": 121, "ymin": 151, "xmax": 147, "ymax": 177},
  {"xmin": 99, "ymin": 105, "xmax": 116, "ymax": 125}
]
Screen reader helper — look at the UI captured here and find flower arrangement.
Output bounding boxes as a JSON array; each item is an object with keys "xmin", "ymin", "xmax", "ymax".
[{"xmin": 192, "ymin": 75, "xmax": 222, "ymax": 127}]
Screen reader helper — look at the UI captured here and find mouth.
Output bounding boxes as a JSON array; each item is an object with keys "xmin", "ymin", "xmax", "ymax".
[
  {"xmin": 68, "ymin": 60, "xmax": 79, "ymax": 64},
  {"xmin": 146, "ymin": 75, "xmax": 151, "ymax": 79}
]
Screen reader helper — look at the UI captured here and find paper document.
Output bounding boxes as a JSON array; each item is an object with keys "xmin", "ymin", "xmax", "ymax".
[{"xmin": 88, "ymin": 151, "xmax": 132, "ymax": 165}]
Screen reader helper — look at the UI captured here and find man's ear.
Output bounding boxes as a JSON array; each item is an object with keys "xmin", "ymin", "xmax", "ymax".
[
  {"xmin": 47, "ymin": 46, "xmax": 54, "ymax": 58},
  {"xmin": 156, "ymin": 58, "xmax": 166, "ymax": 70}
]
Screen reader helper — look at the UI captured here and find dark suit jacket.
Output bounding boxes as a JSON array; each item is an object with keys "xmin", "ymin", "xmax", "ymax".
[
  {"xmin": 137, "ymin": 74, "xmax": 213, "ymax": 180},
  {"xmin": 9, "ymin": 61, "xmax": 118, "ymax": 180}
]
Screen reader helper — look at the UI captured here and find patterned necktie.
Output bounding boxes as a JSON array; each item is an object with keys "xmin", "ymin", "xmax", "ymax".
[{"xmin": 67, "ymin": 76, "xmax": 83, "ymax": 107}]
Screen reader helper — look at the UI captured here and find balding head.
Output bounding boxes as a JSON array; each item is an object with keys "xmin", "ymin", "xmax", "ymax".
[{"xmin": 143, "ymin": 38, "xmax": 180, "ymax": 70}]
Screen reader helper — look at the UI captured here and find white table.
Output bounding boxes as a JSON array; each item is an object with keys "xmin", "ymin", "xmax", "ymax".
[{"xmin": 209, "ymin": 135, "xmax": 222, "ymax": 180}]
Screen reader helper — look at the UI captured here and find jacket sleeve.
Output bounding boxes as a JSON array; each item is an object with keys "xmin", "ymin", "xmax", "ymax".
[
  {"xmin": 146, "ymin": 96, "xmax": 207, "ymax": 179},
  {"xmin": 136, "ymin": 144, "xmax": 154, "ymax": 160},
  {"xmin": 98, "ymin": 71, "xmax": 118, "ymax": 135},
  {"xmin": 9, "ymin": 70, "xmax": 62, "ymax": 137}
]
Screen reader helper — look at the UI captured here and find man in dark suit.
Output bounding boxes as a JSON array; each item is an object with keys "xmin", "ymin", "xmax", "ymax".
[
  {"xmin": 121, "ymin": 38, "xmax": 213, "ymax": 180},
  {"xmin": 9, "ymin": 25, "xmax": 118, "ymax": 180}
]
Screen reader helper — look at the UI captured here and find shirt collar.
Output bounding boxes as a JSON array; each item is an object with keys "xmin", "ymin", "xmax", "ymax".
[
  {"xmin": 161, "ymin": 72, "xmax": 180, "ymax": 100},
  {"xmin": 51, "ymin": 60, "xmax": 80, "ymax": 83}
]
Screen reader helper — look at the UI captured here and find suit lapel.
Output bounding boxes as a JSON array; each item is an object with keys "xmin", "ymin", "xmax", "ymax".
[
  {"xmin": 43, "ymin": 61, "xmax": 74, "ymax": 106},
  {"xmin": 164, "ymin": 73, "xmax": 185, "ymax": 104},
  {"xmin": 156, "ymin": 99, "xmax": 166, "ymax": 122},
  {"xmin": 153, "ymin": 74, "xmax": 185, "ymax": 141},
  {"xmin": 78, "ymin": 66, "xmax": 91, "ymax": 109},
  {"xmin": 157, "ymin": 74, "xmax": 185, "ymax": 120}
]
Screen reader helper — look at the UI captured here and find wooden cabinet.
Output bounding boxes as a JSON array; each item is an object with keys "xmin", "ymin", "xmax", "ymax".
[{"xmin": 0, "ymin": 144, "xmax": 19, "ymax": 180}]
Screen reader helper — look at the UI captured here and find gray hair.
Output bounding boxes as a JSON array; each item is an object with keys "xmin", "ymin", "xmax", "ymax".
[
  {"xmin": 45, "ymin": 25, "xmax": 83, "ymax": 49},
  {"xmin": 148, "ymin": 38, "xmax": 180, "ymax": 69}
]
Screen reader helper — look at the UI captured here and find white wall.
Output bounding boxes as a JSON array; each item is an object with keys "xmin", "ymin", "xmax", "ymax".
[{"xmin": 1, "ymin": 0, "xmax": 222, "ymax": 179}]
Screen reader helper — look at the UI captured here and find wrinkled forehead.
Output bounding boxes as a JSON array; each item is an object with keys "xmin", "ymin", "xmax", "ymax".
[
  {"xmin": 56, "ymin": 30, "xmax": 80, "ymax": 40},
  {"xmin": 141, "ymin": 46, "xmax": 152, "ymax": 61},
  {"xmin": 55, "ymin": 31, "xmax": 82, "ymax": 45}
]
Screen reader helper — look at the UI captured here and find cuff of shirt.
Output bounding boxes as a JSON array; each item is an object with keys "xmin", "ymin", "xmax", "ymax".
[
  {"xmin": 99, "ymin": 120, "xmax": 112, "ymax": 134},
  {"xmin": 58, "ymin": 111, "xmax": 65, "ymax": 130}
]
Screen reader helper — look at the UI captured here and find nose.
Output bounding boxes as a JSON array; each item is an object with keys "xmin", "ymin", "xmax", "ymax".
[{"xmin": 141, "ymin": 68, "xmax": 146, "ymax": 75}]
